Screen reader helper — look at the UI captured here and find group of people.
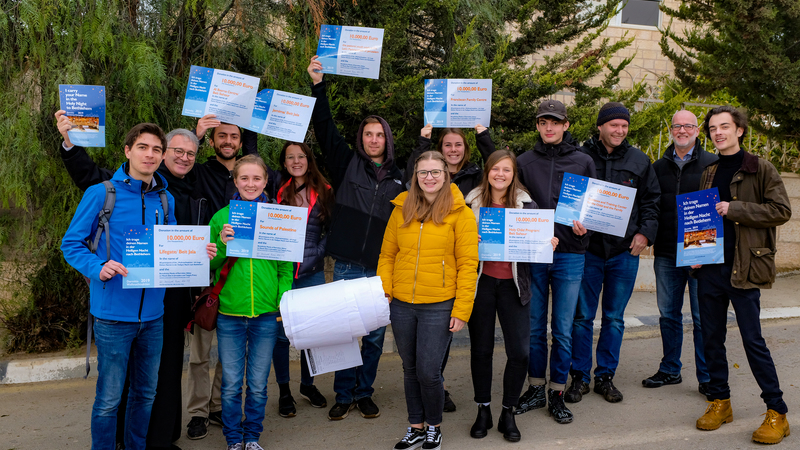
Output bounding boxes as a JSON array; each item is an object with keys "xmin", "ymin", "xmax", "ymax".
[{"xmin": 58, "ymin": 55, "xmax": 792, "ymax": 450}]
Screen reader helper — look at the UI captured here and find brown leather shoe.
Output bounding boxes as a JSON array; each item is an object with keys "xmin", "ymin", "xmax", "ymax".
[
  {"xmin": 752, "ymin": 410, "xmax": 790, "ymax": 444},
  {"xmin": 696, "ymin": 399, "xmax": 733, "ymax": 430}
]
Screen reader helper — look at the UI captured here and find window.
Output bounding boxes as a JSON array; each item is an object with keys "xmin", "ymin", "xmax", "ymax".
[{"xmin": 612, "ymin": 0, "xmax": 661, "ymax": 28}]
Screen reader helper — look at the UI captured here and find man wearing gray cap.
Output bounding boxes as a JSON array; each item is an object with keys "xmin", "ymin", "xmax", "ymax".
[
  {"xmin": 513, "ymin": 99, "xmax": 596, "ymax": 425},
  {"xmin": 567, "ymin": 102, "xmax": 661, "ymax": 404}
]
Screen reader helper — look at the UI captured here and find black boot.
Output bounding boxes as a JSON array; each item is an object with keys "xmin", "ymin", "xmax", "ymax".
[
  {"xmin": 548, "ymin": 389, "xmax": 574, "ymax": 424},
  {"xmin": 470, "ymin": 404, "xmax": 493, "ymax": 439},
  {"xmin": 278, "ymin": 383, "xmax": 296, "ymax": 418},
  {"xmin": 497, "ymin": 406, "xmax": 521, "ymax": 442}
]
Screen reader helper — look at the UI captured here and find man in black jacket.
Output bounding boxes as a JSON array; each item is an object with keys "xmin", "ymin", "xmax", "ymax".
[
  {"xmin": 643, "ymin": 110, "xmax": 716, "ymax": 395},
  {"xmin": 567, "ymin": 102, "xmax": 661, "ymax": 404},
  {"xmin": 307, "ymin": 56, "xmax": 405, "ymax": 421},
  {"xmin": 514, "ymin": 100, "xmax": 596, "ymax": 424}
]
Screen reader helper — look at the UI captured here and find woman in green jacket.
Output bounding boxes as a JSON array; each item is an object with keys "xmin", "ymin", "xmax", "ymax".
[{"xmin": 209, "ymin": 155, "xmax": 294, "ymax": 450}]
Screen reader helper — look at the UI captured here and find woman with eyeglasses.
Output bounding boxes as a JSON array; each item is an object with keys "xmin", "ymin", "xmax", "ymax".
[
  {"xmin": 464, "ymin": 150, "xmax": 558, "ymax": 442},
  {"xmin": 378, "ymin": 151, "xmax": 479, "ymax": 450}
]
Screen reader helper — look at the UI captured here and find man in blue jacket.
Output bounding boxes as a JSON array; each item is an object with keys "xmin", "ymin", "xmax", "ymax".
[{"xmin": 61, "ymin": 123, "xmax": 178, "ymax": 450}]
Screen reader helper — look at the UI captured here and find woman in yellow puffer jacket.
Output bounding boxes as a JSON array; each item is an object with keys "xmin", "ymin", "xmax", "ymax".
[{"xmin": 378, "ymin": 150, "xmax": 478, "ymax": 450}]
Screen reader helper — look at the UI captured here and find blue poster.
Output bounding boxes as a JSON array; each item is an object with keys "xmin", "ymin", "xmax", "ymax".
[
  {"xmin": 58, "ymin": 85, "xmax": 106, "ymax": 147},
  {"xmin": 315, "ymin": 25, "xmax": 384, "ymax": 79},
  {"xmin": 423, "ymin": 79, "xmax": 492, "ymax": 128},
  {"xmin": 226, "ymin": 200, "xmax": 259, "ymax": 258},
  {"xmin": 123, "ymin": 226, "xmax": 211, "ymax": 288},
  {"xmin": 677, "ymin": 188, "xmax": 724, "ymax": 267},
  {"xmin": 554, "ymin": 173, "xmax": 590, "ymax": 225},
  {"xmin": 478, "ymin": 208, "xmax": 555, "ymax": 263},
  {"xmin": 123, "ymin": 226, "xmax": 154, "ymax": 289}
]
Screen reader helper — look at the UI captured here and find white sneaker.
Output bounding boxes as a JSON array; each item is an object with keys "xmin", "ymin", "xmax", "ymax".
[
  {"xmin": 245, "ymin": 443, "xmax": 264, "ymax": 450},
  {"xmin": 226, "ymin": 444, "xmax": 243, "ymax": 450}
]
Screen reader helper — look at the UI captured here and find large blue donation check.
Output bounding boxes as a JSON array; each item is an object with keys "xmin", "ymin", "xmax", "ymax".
[
  {"xmin": 479, "ymin": 208, "xmax": 554, "ymax": 263},
  {"xmin": 676, "ymin": 188, "xmax": 724, "ymax": 267},
  {"xmin": 316, "ymin": 25, "xmax": 384, "ymax": 79},
  {"xmin": 123, "ymin": 226, "xmax": 211, "ymax": 289},
  {"xmin": 424, "ymin": 79, "xmax": 492, "ymax": 128},
  {"xmin": 226, "ymin": 201, "xmax": 308, "ymax": 262},
  {"xmin": 59, "ymin": 85, "xmax": 106, "ymax": 147},
  {"xmin": 246, "ymin": 89, "xmax": 316, "ymax": 142},
  {"xmin": 554, "ymin": 173, "xmax": 636, "ymax": 238},
  {"xmin": 181, "ymin": 65, "xmax": 259, "ymax": 129}
]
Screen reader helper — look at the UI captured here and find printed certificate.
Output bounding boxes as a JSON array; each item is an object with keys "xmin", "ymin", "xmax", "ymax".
[
  {"xmin": 247, "ymin": 89, "xmax": 316, "ymax": 142},
  {"xmin": 181, "ymin": 65, "xmax": 259, "ymax": 129},
  {"xmin": 316, "ymin": 25, "xmax": 385, "ymax": 79},
  {"xmin": 479, "ymin": 208, "xmax": 555, "ymax": 263},
  {"xmin": 554, "ymin": 173, "xmax": 636, "ymax": 238},
  {"xmin": 59, "ymin": 85, "xmax": 106, "ymax": 147},
  {"xmin": 677, "ymin": 188, "xmax": 724, "ymax": 267},
  {"xmin": 424, "ymin": 79, "xmax": 492, "ymax": 128},
  {"xmin": 123, "ymin": 226, "xmax": 211, "ymax": 289},
  {"xmin": 305, "ymin": 340, "xmax": 364, "ymax": 377},
  {"xmin": 226, "ymin": 201, "xmax": 308, "ymax": 262}
]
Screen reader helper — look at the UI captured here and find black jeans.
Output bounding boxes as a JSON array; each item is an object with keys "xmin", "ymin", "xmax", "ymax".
[
  {"xmin": 469, "ymin": 274, "xmax": 530, "ymax": 408},
  {"xmin": 391, "ymin": 298, "xmax": 454, "ymax": 426},
  {"xmin": 697, "ymin": 264, "xmax": 787, "ymax": 414}
]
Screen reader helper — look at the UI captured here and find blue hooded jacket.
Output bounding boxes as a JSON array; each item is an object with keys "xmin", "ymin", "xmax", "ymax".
[{"xmin": 61, "ymin": 164, "xmax": 177, "ymax": 322}]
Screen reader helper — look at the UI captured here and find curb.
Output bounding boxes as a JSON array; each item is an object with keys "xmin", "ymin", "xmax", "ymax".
[{"xmin": 2, "ymin": 307, "xmax": 800, "ymax": 385}]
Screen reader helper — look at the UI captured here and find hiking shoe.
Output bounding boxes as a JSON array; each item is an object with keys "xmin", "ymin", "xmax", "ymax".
[
  {"xmin": 186, "ymin": 416, "xmax": 209, "ymax": 440},
  {"xmin": 696, "ymin": 399, "xmax": 733, "ymax": 431},
  {"xmin": 548, "ymin": 389, "xmax": 574, "ymax": 424},
  {"xmin": 752, "ymin": 409, "xmax": 790, "ymax": 444},
  {"xmin": 470, "ymin": 404, "xmax": 493, "ymax": 439},
  {"xmin": 422, "ymin": 425, "xmax": 442, "ymax": 450},
  {"xmin": 515, "ymin": 384, "xmax": 546, "ymax": 415},
  {"xmin": 642, "ymin": 371, "xmax": 682, "ymax": 388},
  {"xmin": 564, "ymin": 375, "xmax": 590, "ymax": 404},
  {"xmin": 594, "ymin": 375, "xmax": 623, "ymax": 403},
  {"xmin": 278, "ymin": 392, "xmax": 297, "ymax": 418},
  {"xmin": 327, "ymin": 401, "xmax": 355, "ymax": 420},
  {"xmin": 208, "ymin": 410, "xmax": 223, "ymax": 427},
  {"xmin": 226, "ymin": 444, "xmax": 242, "ymax": 450},
  {"xmin": 443, "ymin": 390, "xmax": 456, "ymax": 412},
  {"xmin": 299, "ymin": 384, "xmax": 327, "ymax": 408},
  {"xmin": 244, "ymin": 443, "xmax": 264, "ymax": 450},
  {"xmin": 498, "ymin": 407, "xmax": 521, "ymax": 442},
  {"xmin": 357, "ymin": 397, "xmax": 381, "ymax": 418},
  {"xmin": 393, "ymin": 426, "xmax": 426, "ymax": 450},
  {"xmin": 698, "ymin": 382, "xmax": 710, "ymax": 397}
]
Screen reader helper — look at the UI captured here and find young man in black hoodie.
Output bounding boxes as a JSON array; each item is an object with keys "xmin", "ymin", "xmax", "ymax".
[
  {"xmin": 514, "ymin": 100, "xmax": 596, "ymax": 424},
  {"xmin": 568, "ymin": 102, "xmax": 660, "ymax": 404},
  {"xmin": 307, "ymin": 56, "xmax": 405, "ymax": 422},
  {"xmin": 643, "ymin": 110, "xmax": 716, "ymax": 395}
]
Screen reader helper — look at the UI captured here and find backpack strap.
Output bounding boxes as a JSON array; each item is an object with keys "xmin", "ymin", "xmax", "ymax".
[
  {"xmin": 159, "ymin": 190, "xmax": 169, "ymax": 225},
  {"xmin": 84, "ymin": 180, "xmax": 116, "ymax": 378}
]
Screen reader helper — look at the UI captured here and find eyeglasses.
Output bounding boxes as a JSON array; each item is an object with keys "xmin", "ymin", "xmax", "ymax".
[
  {"xmin": 416, "ymin": 169, "xmax": 444, "ymax": 179},
  {"xmin": 671, "ymin": 124, "xmax": 698, "ymax": 130},
  {"xmin": 168, "ymin": 147, "xmax": 197, "ymax": 160}
]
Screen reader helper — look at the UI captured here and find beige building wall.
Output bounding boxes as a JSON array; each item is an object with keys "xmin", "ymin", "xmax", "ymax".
[{"xmin": 531, "ymin": 0, "xmax": 689, "ymax": 99}]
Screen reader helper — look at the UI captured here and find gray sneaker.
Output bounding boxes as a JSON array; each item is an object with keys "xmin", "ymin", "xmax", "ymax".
[
  {"xmin": 245, "ymin": 443, "xmax": 264, "ymax": 450},
  {"xmin": 226, "ymin": 444, "xmax": 243, "ymax": 450}
]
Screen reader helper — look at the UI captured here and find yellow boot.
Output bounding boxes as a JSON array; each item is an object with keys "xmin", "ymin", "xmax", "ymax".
[
  {"xmin": 752, "ymin": 410, "xmax": 790, "ymax": 444},
  {"xmin": 697, "ymin": 399, "xmax": 733, "ymax": 430}
]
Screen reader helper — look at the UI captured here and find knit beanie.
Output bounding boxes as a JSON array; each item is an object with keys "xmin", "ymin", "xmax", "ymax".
[{"xmin": 596, "ymin": 102, "xmax": 630, "ymax": 126}]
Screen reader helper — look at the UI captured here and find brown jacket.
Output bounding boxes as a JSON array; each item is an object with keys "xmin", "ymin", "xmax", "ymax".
[{"xmin": 699, "ymin": 151, "xmax": 791, "ymax": 289}]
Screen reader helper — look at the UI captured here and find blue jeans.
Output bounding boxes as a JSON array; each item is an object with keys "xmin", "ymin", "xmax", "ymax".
[
  {"xmin": 273, "ymin": 270, "xmax": 326, "ymax": 386},
  {"xmin": 391, "ymin": 299, "xmax": 453, "ymax": 426},
  {"xmin": 529, "ymin": 252, "xmax": 584, "ymax": 388},
  {"xmin": 92, "ymin": 317, "xmax": 163, "ymax": 450},
  {"xmin": 332, "ymin": 261, "xmax": 386, "ymax": 404},
  {"xmin": 654, "ymin": 256, "xmax": 709, "ymax": 383},
  {"xmin": 217, "ymin": 313, "xmax": 279, "ymax": 446},
  {"xmin": 571, "ymin": 251, "xmax": 639, "ymax": 383}
]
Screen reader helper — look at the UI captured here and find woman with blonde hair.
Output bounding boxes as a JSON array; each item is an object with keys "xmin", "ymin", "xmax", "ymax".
[{"xmin": 378, "ymin": 151, "xmax": 479, "ymax": 450}]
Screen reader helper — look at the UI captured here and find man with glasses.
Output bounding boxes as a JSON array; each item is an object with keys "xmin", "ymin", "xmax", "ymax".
[{"xmin": 643, "ymin": 110, "xmax": 717, "ymax": 396}]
